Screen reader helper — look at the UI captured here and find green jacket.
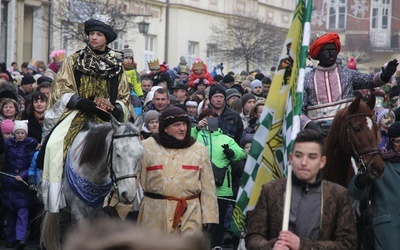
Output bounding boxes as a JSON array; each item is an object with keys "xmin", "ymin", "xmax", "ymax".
[
  {"xmin": 125, "ymin": 68, "xmax": 143, "ymax": 97},
  {"xmin": 191, "ymin": 127, "xmax": 246, "ymax": 197}
]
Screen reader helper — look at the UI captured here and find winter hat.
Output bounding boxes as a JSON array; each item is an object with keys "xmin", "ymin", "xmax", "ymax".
[
  {"xmin": 240, "ymin": 133, "xmax": 254, "ymax": 148},
  {"xmin": 213, "ymin": 75, "xmax": 223, "ymax": 83},
  {"xmin": 389, "ymin": 86, "xmax": 400, "ymax": 99},
  {"xmin": 13, "ymin": 120, "xmax": 28, "ymax": 134},
  {"xmin": 144, "ymin": 110, "xmax": 160, "ymax": 128},
  {"xmin": 255, "ymin": 73, "xmax": 265, "ymax": 81},
  {"xmin": 185, "ymin": 100, "xmax": 198, "ymax": 107},
  {"xmin": 0, "ymin": 73, "xmax": 9, "ymax": 81},
  {"xmin": 388, "ymin": 121, "xmax": 400, "ymax": 138},
  {"xmin": 251, "ymin": 79, "xmax": 262, "ymax": 91},
  {"xmin": 240, "ymin": 70, "xmax": 248, "ymax": 76},
  {"xmin": 347, "ymin": 57, "xmax": 357, "ymax": 70},
  {"xmin": 225, "ymin": 88, "xmax": 241, "ymax": 100},
  {"xmin": 242, "ymin": 80, "xmax": 251, "ymax": 88},
  {"xmin": 172, "ymin": 84, "xmax": 188, "ymax": 92},
  {"xmin": 85, "ymin": 14, "xmax": 117, "ymax": 43},
  {"xmin": 209, "ymin": 84, "xmax": 226, "ymax": 100},
  {"xmin": 177, "ymin": 56, "xmax": 190, "ymax": 74},
  {"xmin": 1, "ymin": 119, "xmax": 14, "ymax": 134},
  {"xmin": 223, "ymin": 74, "xmax": 235, "ymax": 84},
  {"xmin": 37, "ymin": 76, "xmax": 53, "ymax": 85},
  {"xmin": 50, "ymin": 50, "xmax": 66, "ymax": 63},
  {"xmin": 241, "ymin": 93, "xmax": 256, "ymax": 107},
  {"xmin": 21, "ymin": 74, "xmax": 36, "ymax": 86},
  {"xmin": 123, "ymin": 45, "xmax": 134, "ymax": 58},
  {"xmin": 159, "ymin": 106, "xmax": 190, "ymax": 129},
  {"xmin": 231, "ymin": 84, "xmax": 245, "ymax": 96},
  {"xmin": 376, "ymin": 108, "xmax": 391, "ymax": 125}
]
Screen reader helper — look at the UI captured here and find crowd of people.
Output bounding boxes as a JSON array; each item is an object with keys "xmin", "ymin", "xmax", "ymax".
[{"xmin": 0, "ymin": 13, "xmax": 399, "ymax": 250}]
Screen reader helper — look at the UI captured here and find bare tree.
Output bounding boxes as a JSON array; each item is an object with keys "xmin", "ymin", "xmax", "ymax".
[
  {"xmin": 340, "ymin": 35, "xmax": 372, "ymax": 66},
  {"xmin": 208, "ymin": 11, "xmax": 286, "ymax": 72},
  {"xmin": 37, "ymin": 0, "xmax": 150, "ymax": 47}
]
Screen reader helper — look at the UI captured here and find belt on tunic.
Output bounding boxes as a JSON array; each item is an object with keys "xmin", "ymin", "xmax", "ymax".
[{"xmin": 144, "ymin": 191, "xmax": 200, "ymax": 229}]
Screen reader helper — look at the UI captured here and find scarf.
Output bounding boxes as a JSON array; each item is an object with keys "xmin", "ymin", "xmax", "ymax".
[
  {"xmin": 34, "ymin": 111, "xmax": 44, "ymax": 126},
  {"xmin": 48, "ymin": 63, "xmax": 60, "ymax": 73},
  {"xmin": 74, "ymin": 46, "xmax": 123, "ymax": 79},
  {"xmin": 382, "ymin": 149, "xmax": 400, "ymax": 163},
  {"xmin": 152, "ymin": 132, "xmax": 195, "ymax": 149}
]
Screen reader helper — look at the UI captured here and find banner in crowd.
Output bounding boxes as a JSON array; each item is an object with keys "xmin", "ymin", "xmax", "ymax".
[{"xmin": 231, "ymin": 0, "xmax": 313, "ymax": 238}]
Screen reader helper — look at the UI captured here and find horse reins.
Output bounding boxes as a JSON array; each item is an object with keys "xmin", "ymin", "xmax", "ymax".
[
  {"xmin": 106, "ymin": 133, "xmax": 140, "ymax": 185},
  {"xmin": 345, "ymin": 113, "xmax": 381, "ymax": 174}
]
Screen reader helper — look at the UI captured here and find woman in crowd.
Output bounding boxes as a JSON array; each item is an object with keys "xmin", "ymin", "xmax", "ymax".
[{"xmin": 0, "ymin": 98, "xmax": 19, "ymax": 122}]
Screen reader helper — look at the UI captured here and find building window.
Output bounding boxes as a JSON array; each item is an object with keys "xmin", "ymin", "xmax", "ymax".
[
  {"xmin": 144, "ymin": 35, "xmax": 155, "ymax": 70},
  {"xmin": 187, "ymin": 41, "xmax": 198, "ymax": 68},
  {"xmin": 327, "ymin": 0, "xmax": 346, "ymax": 29},
  {"xmin": 112, "ymin": 34, "xmax": 124, "ymax": 51},
  {"xmin": 206, "ymin": 44, "xmax": 217, "ymax": 71},
  {"xmin": 371, "ymin": 0, "xmax": 390, "ymax": 29}
]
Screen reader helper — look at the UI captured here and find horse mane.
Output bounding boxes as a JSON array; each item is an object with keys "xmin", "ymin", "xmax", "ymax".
[{"xmin": 78, "ymin": 122, "xmax": 113, "ymax": 166}]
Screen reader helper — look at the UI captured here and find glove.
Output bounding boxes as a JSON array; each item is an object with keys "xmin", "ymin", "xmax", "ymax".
[
  {"xmin": 28, "ymin": 184, "xmax": 36, "ymax": 192},
  {"xmin": 355, "ymin": 174, "xmax": 373, "ymax": 189},
  {"xmin": 108, "ymin": 106, "xmax": 122, "ymax": 120},
  {"xmin": 305, "ymin": 121, "xmax": 328, "ymax": 137},
  {"xmin": 93, "ymin": 108, "xmax": 112, "ymax": 122},
  {"xmin": 381, "ymin": 59, "xmax": 399, "ymax": 82},
  {"xmin": 222, "ymin": 144, "xmax": 235, "ymax": 160},
  {"xmin": 75, "ymin": 97, "xmax": 98, "ymax": 113}
]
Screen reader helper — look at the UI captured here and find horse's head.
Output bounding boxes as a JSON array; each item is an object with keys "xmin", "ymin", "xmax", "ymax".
[
  {"xmin": 108, "ymin": 116, "xmax": 144, "ymax": 204},
  {"xmin": 345, "ymin": 94, "xmax": 384, "ymax": 178}
]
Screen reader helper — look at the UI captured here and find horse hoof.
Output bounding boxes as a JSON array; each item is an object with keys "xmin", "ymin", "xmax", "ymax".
[{"xmin": 16, "ymin": 241, "xmax": 26, "ymax": 250}]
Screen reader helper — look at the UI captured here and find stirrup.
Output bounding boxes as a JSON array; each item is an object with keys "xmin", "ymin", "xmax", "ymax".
[{"xmin": 212, "ymin": 247, "xmax": 223, "ymax": 250}]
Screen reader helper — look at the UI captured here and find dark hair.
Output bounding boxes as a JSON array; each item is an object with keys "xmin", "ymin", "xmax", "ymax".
[
  {"xmin": 21, "ymin": 62, "xmax": 29, "ymax": 68},
  {"xmin": 198, "ymin": 108, "xmax": 218, "ymax": 121},
  {"xmin": 230, "ymin": 98, "xmax": 243, "ymax": 114},
  {"xmin": 140, "ymin": 75, "xmax": 151, "ymax": 82},
  {"xmin": 294, "ymin": 129, "xmax": 325, "ymax": 155},
  {"xmin": 192, "ymin": 90, "xmax": 205, "ymax": 100},
  {"xmin": 154, "ymin": 88, "xmax": 170, "ymax": 99},
  {"xmin": 26, "ymin": 92, "xmax": 47, "ymax": 116}
]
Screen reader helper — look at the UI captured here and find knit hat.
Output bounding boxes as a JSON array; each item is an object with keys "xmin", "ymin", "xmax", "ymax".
[
  {"xmin": 242, "ymin": 79, "xmax": 251, "ymax": 88},
  {"xmin": 144, "ymin": 110, "xmax": 160, "ymax": 128},
  {"xmin": 231, "ymin": 84, "xmax": 245, "ymax": 96},
  {"xmin": 21, "ymin": 74, "xmax": 36, "ymax": 86},
  {"xmin": 85, "ymin": 14, "xmax": 117, "ymax": 43},
  {"xmin": 37, "ymin": 76, "xmax": 53, "ymax": 85},
  {"xmin": 255, "ymin": 73, "xmax": 265, "ymax": 81},
  {"xmin": 13, "ymin": 120, "xmax": 28, "ymax": 134},
  {"xmin": 213, "ymin": 75, "xmax": 223, "ymax": 83},
  {"xmin": 185, "ymin": 100, "xmax": 198, "ymax": 107},
  {"xmin": 376, "ymin": 108, "xmax": 391, "ymax": 125},
  {"xmin": 223, "ymin": 74, "xmax": 235, "ymax": 84},
  {"xmin": 209, "ymin": 84, "xmax": 226, "ymax": 99},
  {"xmin": 388, "ymin": 121, "xmax": 400, "ymax": 138},
  {"xmin": 123, "ymin": 45, "xmax": 134, "ymax": 58},
  {"xmin": 347, "ymin": 57, "xmax": 357, "ymax": 70},
  {"xmin": 177, "ymin": 56, "xmax": 190, "ymax": 74},
  {"xmin": 389, "ymin": 86, "xmax": 400, "ymax": 99},
  {"xmin": 1, "ymin": 119, "xmax": 14, "ymax": 134},
  {"xmin": 225, "ymin": 88, "xmax": 241, "ymax": 100},
  {"xmin": 240, "ymin": 133, "xmax": 254, "ymax": 148},
  {"xmin": 251, "ymin": 79, "xmax": 262, "ymax": 91},
  {"xmin": 159, "ymin": 106, "xmax": 190, "ymax": 129},
  {"xmin": 240, "ymin": 70, "xmax": 248, "ymax": 76},
  {"xmin": 0, "ymin": 73, "xmax": 9, "ymax": 81},
  {"xmin": 50, "ymin": 50, "xmax": 66, "ymax": 63},
  {"xmin": 241, "ymin": 93, "xmax": 256, "ymax": 107}
]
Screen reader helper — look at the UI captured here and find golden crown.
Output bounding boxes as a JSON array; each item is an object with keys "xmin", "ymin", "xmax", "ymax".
[
  {"xmin": 193, "ymin": 60, "xmax": 204, "ymax": 71},
  {"xmin": 148, "ymin": 59, "xmax": 160, "ymax": 70}
]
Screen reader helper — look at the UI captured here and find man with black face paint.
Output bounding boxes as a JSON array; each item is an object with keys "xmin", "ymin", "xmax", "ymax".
[{"xmin": 302, "ymin": 32, "xmax": 398, "ymax": 136}]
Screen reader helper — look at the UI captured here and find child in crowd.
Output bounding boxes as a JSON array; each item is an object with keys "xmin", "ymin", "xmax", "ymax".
[
  {"xmin": 3, "ymin": 120, "xmax": 38, "ymax": 249},
  {"xmin": 188, "ymin": 59, "xmax": 214, "ymax": 88},
  {"xmin": 122, "ymin": 45, "xmax": 143, "ymax": 117},
  {"xmin": 140, "ymin": 110, "xmax": 160, "ymax": 140}
]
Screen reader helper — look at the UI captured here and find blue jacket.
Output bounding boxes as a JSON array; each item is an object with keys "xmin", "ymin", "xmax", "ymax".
[
  {"xmin": 191, "ymin": 128, "xmax": 246, "ymax": 197},
  {"xmin": 2, "ymin": 137, "xmax": 37, "ymax": 209}
]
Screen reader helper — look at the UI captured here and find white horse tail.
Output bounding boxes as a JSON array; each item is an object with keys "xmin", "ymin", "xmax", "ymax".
[{"xmin": 41, "ymin": 212, "xmax": 62, "ymax": 250}]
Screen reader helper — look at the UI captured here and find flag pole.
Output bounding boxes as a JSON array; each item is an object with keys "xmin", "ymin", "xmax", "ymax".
[{"xmin": 282, "ymin": 164, "xmax": 292, "ymax": 230}]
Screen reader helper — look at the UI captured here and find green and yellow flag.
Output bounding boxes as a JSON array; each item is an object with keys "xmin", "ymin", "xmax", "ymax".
[{"xmin": 231, "ymin": 0, "xmax": 313, "ymax": 238}]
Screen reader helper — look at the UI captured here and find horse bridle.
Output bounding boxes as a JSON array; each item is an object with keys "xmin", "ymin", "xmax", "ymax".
[
  {"xmin": 346, "ymin": 113, "xmax": 381, "ymax": 174},
  {"xmin": 106, "ymin": 133, "xmax": 140, "ymax": 186}
]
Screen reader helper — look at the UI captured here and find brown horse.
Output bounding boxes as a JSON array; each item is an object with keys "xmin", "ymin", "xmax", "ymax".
[{"xmin": 323, "ymin": 95, "xmax": 385, "ymax": 187}]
